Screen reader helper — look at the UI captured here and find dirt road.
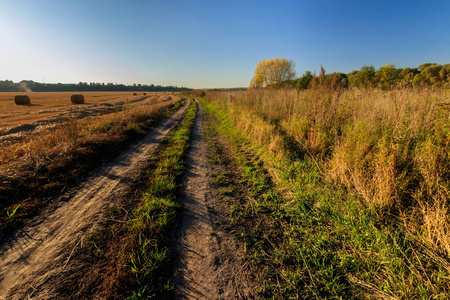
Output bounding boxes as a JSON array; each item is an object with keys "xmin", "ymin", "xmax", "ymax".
[
  {"xmin": 0, "ymin": 100, "xmax": 190, "ymax": 299},
  {"xmin": 172, "ymin": 100, "xmax": 256, "ymax": 299}
]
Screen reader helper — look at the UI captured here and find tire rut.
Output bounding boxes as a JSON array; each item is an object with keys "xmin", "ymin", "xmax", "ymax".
[{"xmin": 0, "ymin": 99, "xmax": 191, "ymax": 299}]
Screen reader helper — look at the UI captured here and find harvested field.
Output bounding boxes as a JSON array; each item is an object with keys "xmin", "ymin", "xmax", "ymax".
[
  {"xmin": 0, "ymin": 95, "xmax": 185, "ymax": 242},
  {"xmin": 0, "ymin": 91, "xmax": 182, "ymax": 129},
  {"xmin": 0, "ymin": 91, "xmax": 182, "ymax": 142}
]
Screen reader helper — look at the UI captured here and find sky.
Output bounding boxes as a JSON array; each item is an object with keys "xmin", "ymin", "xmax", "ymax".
[{"xmin": 1, "ymin": 0, "xmax": 450, "ymax": 89}]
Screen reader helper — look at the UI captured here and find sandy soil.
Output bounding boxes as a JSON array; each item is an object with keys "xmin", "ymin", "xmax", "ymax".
[
  {"xmin": 172, "ymin": 100, "xmax": 257, "ymax": 299},
  {"xmin": 0, "ymin": 100, "xmax": 190, "ymax": 299}
]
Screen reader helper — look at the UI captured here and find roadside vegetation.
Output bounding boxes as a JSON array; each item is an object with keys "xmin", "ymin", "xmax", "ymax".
[
  {"xmin": 202, "ymin": 80, "xmax": 450, "ymax": 298},
  {"xmin": 54, "ymin": 100, "xmax": 197, "ymax": 299},
  {"xmin": 0, "ymin": 98, "xmax": 184, "ymax": 239}
]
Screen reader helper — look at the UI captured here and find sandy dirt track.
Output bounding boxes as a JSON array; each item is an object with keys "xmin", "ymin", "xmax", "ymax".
[
  {"xmin": 172, "ymin": 100, "xmax": 256, "ymax": 299},
  {"xmin": 0, "ymin": 100, "xmax": 190, "ymax": 299}
]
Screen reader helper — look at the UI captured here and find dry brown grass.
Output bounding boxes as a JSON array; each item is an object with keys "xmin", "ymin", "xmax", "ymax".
[
  {"xmin": 0, "ymin": 97, "xmax": 183, "ymax": 238},
  {"xmin": 205, "ymin": 87, "xmax": 450, "ymax": 257},
  {"xmin": 0, "ymin": 91, "xmax": 182, "ymax": 128}
]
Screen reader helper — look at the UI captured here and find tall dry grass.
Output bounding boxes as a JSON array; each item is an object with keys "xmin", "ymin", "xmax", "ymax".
[{"xmin": 205, "ymin": 87, "xmax": 450, "ymax": 257}]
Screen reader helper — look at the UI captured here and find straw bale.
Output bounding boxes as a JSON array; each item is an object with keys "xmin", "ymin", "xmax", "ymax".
[
  {"xmin": 71, "ymin": 94, "xmax": 85, "ymax": 104},
  {"xmin": 14, "ymin": 95, "xmax": 31, "ymax": 105}
]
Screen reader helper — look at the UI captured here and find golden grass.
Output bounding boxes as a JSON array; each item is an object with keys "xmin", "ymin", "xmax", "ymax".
[
  {"xmin": 0, "ymin": 91, "xmax": 182, "ymax": 128},
  {"xmin": 205, "ymin": 87, "xmax": 450, "ymax": 257},
  {"xmin": 0, "ymin": 97, "xmax": 179, "ymax": 167},
  {"xmin": 0, "ymin": 96, "xmax": 184, "ymax": 243}
]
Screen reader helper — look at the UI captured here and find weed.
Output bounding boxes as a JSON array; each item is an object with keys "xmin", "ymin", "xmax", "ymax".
[
  {"xmin": 6, "ymin": 204, "xmax": 20, "ymax": 218},
  {"xmin": 208, "ymin": 154, "xmax": 226, "ymax": 165},
  {"xmin": 219, "ymin": 188, "xmax": 235, "ymax": 196},
  {"xmin": 211, "ymin": 174, "xmax": 229, "ymax": 186}
]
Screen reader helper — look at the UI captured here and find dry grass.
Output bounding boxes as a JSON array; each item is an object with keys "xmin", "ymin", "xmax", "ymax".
[
  {"xmin": 0, "ymin": 97, "xmax": 184, "ymax": 238},
  {"xmin": 0, "ymin": 91, "xmax": 182, "ymax": 128},
  {"xmin": 204, "ymin": 86, "xmax": 450, "ymax": 295},
  {"xmin": 0, "ymin": 98, "xmax": 179, "ymax": 166}
]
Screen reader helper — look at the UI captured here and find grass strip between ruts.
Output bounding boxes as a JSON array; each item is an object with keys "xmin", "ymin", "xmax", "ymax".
[{"xmin": 126, "ymin": 99, "xmax": 197, "ymax": 298}]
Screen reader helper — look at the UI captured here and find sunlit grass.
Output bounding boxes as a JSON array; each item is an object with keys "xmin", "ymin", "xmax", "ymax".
[
  {"xmin": 202, "ymin": 86, "xmax": 450, "ymax": 298},
  {"xmin": 0, "ymin": 98, "xmax": 184, "ymax": 236}
]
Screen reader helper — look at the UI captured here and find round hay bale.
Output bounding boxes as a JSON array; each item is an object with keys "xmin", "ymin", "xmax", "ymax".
[
  {"xmin": 14, "ymin": 95, "xmax": 31, "ymax": 105},
  {"xmin": 71, "ymin": 94, "xmax": 85, "ymax": 104}
]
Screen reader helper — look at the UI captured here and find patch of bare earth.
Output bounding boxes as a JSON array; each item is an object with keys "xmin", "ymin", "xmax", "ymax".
[
  {"xmin": 0, "ymin": 100, "xmax": 190, "ymax": 299},
  {"xmin": 172, "ymin": 100, "xmax": 258, "ymax": 299}
]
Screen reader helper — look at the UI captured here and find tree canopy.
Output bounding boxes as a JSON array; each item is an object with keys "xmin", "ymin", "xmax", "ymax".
[
  {"xmin": 249, "ymin": 58, "xmax": 296, "ymax": 88},
  {"xmin": 284, "ymin": 63, "xmax": 450, "ymax": 90}
]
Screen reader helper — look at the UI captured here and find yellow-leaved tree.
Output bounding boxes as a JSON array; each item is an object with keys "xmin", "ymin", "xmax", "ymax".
[{"xmin": 249, "ymin": 58, "xmax": 296, "ymax": 88}]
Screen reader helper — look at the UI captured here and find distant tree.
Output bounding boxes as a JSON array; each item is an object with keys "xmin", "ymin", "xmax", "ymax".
[
  {"xmin": 249, "ymin": 76, "xmax": 262, "ymax": 89},
  {"xmin": 413, "ymin": 64, "xmax": 444, "ymax": 87},
  {"xmin": 0, "ymin": 80, "xmax": 21, "ymax": 91},
  {"xmin": 400, "ymin": 67, "xmax": 419, "ymax": 87},
  {"xmin": 249, "ymin": 58, "xmax": 296, "ymax": 88},
  {"xmin": 376, "ymin": 63, "xmax": 401, "ymax": 89},
  {"xmin": 418, "ymin": 63, "xmax": 433, "ymax": 71},
  {"xmin": 0, "ymin": 80, "xmax": 190, "ymax": 92},
  {"xmin": 421, "ymin": 64, "xmax": 442, "ymax": 85},
  {"xmin": 348, "ymin": 65, "xmax": 376, "ymax": 88},
  {"xmin": 296, "ymin": 71, "xmax": 313, "ymax": 90},
  {"xmin": 325, "ymin": 72, "xmax": 349, "ymax": 89},
  {"xmin": 439, "ymin": 64, "xmax": 450, "ymax": 83},
  {"xmin": 412, "ymin": 73, "xmax": 425, "ymax": 87}
]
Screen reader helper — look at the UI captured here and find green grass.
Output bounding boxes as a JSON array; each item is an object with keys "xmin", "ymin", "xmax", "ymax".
[
  {"xmin": 126, "ymin": 100, "xmax": 197, "ymax": 298},
  {"xmin": 201, "ymin": 97, "xmax": 450, "ymax": 299}
]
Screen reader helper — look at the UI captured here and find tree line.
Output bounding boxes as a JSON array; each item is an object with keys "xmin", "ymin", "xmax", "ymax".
[
  {"xmin": 297, "ymin": 63, "xmax": 450, "ymax": 90},
  {"xmin": 250, "ymin": 58, "xmax": 450, "ymax": 90},
  {"xmin": 0, "ymin": 80, "xmax": 191, "ymax": 92}
]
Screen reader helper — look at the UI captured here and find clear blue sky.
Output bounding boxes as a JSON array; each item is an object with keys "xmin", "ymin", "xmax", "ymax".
[{"xmin": 1, "ymin": 0, "xmax": 449, "ymax": 88}]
